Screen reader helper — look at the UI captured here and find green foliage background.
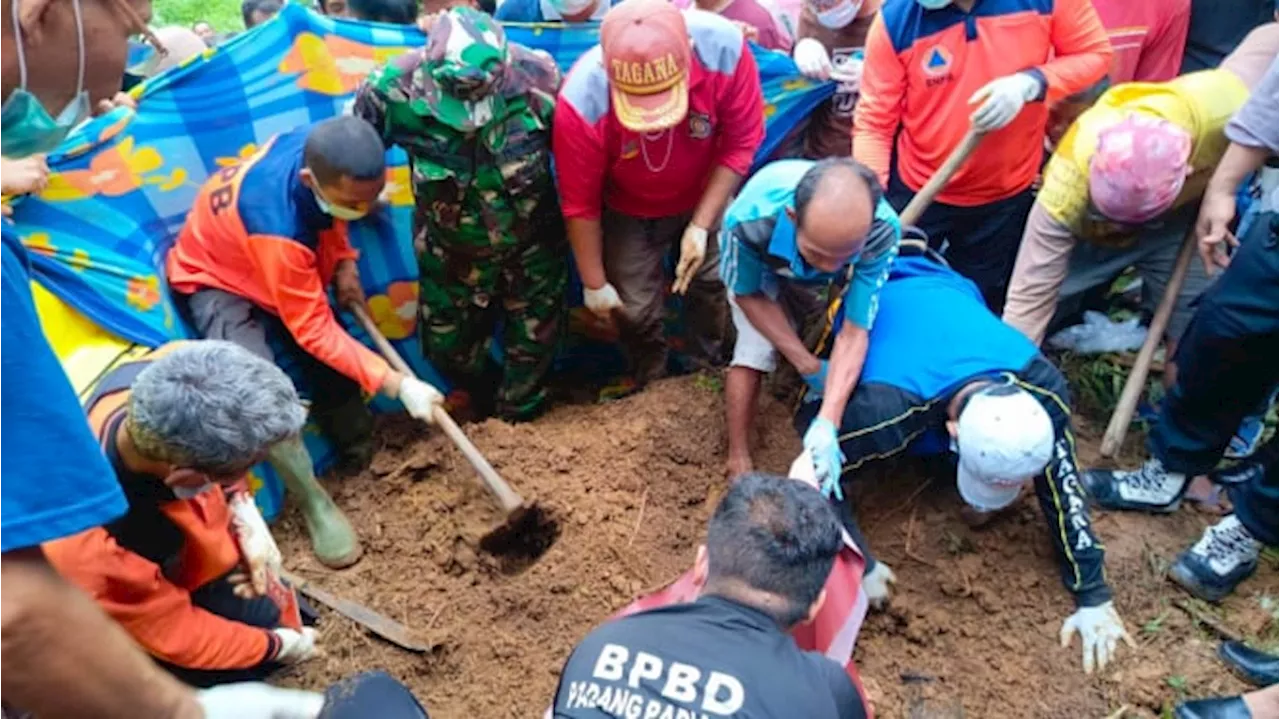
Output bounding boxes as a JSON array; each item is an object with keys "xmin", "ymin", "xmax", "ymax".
[
  {"xmin": 152, "ymin": 0, "xmax": 242, "ymax": 31},
  {"xmin": 151, "ymin": 0, "xmax": 312, "ymax": 33}
]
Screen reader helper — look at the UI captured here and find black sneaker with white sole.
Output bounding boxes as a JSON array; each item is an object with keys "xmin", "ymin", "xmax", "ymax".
[
  {"xmin": 1081, "ymin": 457, "xmax": 1186, "ymax": 512},
  {"xmin": 1168, "ymin": 515, "xmax": 1261, "ymax": 602}
]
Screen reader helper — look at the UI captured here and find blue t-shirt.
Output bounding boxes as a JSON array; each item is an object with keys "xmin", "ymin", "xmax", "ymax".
[
  {"xmin": 494, "ymin": 0, "xmax": 612, "ymax": 21},
  {"xmin": 0, "ymin": 222, "xmax": 127, "ymax": 552},
  {"xmin": 719, "ymin": 159, "xmax": 901, "ymax": 329},
  {"xmin": 860, "ymin": 255, "xmax": 1040, "ymax": 400}
]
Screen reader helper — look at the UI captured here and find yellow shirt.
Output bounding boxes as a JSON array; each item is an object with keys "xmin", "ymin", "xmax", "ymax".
[{"xmin": 1037, "ymin": 68, "xmax": 1251, "ymax": 243}]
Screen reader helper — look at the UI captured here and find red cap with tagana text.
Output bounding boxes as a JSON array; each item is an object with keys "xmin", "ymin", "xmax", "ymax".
[{"xmin": 600, "ymin": 0, "xmax": 691, "ymax": 133}]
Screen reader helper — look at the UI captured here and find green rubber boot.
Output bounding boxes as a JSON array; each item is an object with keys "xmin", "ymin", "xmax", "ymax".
[{"xmin": 267, "ymin": 437, "xmax": 363, "ymax": 569}]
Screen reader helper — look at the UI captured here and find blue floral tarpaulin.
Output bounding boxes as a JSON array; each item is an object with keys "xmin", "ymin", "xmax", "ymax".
[{"xmin": 10, "ymin": 3, "xmax": 831, "ymax": 517}]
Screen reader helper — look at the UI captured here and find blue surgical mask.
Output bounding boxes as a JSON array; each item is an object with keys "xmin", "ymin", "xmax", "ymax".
[
  {"xmin": 0, "ymin": 0, "xmax": 90, "ymax": 157},
  {"xmin": 815, "ymin": 0, "xmax": 861, "ymax": 29},
  {"xmin": 916, "ymin": 0, "xmax": 950, "ymax": 8}
]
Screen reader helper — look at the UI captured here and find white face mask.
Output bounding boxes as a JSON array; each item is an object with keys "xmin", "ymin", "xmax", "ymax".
[
  {"xmin": 815, "ymin": 0, "xmax": 861, "ymax": 28},
  {"xmin": 172, "ymin": 482, "xmax": 214, "ymax": 500}
]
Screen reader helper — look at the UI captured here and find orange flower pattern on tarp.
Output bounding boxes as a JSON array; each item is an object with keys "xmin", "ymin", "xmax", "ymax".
[
  {"xmin": 24, "ymin": 232, "xmax": 56, "ymax": 258},
  {"xmin": 367, "ymin": 280, "xmax": 418, "ymax": 340},
  {"xmin": 278, "ymin": 33, "xmax": 411, "ymax": 96},
  {"xmin": 22, "ymin": 235, "xmax": 92, "ymax": 273},
  {"xmin": 42, "ymin": 137, "xmax": 164, "ymax": 201},
  {"xmin": 216, "ymin": 143, "xmax": 259, "ymax": 168},
  {"xmin": 126, "ymin": 275, "xmax": 162, "ymax": 312},
  {"xmin": 70, "ymin": 249, "xmax": 92, "ymax": 271},
  {"xmin": 380, "ymin": 165, "xmax": 414, "ymax": 207}
]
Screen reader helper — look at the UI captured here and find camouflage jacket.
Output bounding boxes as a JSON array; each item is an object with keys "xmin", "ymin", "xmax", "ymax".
[{"xmin": 354, "ymin": 44, "xmax": 563, "ymax": 255}]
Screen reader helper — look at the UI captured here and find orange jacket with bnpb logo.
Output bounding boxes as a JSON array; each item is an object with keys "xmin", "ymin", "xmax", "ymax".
[
  {"xmin": 853, "ymin": 0, "xmax": 1112, "ymax": 207},
  {"xmin": 166, "ymin": 127, "xmax": 390, "ymax": 394}
]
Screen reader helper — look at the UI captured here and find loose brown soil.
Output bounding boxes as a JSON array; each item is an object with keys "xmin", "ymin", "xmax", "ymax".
[{"xmin": 276, "ymin": 375, "xmax": 1278, "ymax": 718}]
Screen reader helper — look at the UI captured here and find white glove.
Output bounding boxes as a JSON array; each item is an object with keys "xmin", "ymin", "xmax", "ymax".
[
  {"xmin": 399, "ymin": 375, "xmax": 444, "ymax": 423},
  {"xmin": 1059, "ymin": 601, "xmax": 1135, "ymax": 674},
  {"xmin": 863, "ymin": 562, "xmax": 896, "ymax": 610},
  {"xmin": 830, "ymin": 55, "xmax": 864, "ymax": 92},
  {"xmin": 968, "ymin": 72, "xmax": 1042, "ymax": 132},
  {"xmin": 196, "ymin": 682, "xmax": 326, "ymax": 719},
  {"xmin": 793, "ymin": 38, "xmax": 833, "ymax": 80},
  {"xmin": 272, "ymin": 627, "xmax": 321, "ymax": 665},
  {"xmin": 228, "ymin": 491, "xmax": 283, "ymax": 597},
  {"xmin": 583, "ymin": 282, "xmax": 623, "ymax": 317},
  {"xmin": 787, "ymin": 448, "xmax": 820, "ymax": 489},
  {"xmin": 671, "ymin": 224, "xmax": 709, "ymax": 295}
]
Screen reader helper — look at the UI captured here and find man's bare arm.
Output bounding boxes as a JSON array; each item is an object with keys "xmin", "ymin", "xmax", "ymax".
[
  {"xmin": 735, "ymin": 293, "xmax": 821, "ymax": 375},
  {"xmin": 1, "ymin": 546, "xmax": 202, "ymax": 719}
]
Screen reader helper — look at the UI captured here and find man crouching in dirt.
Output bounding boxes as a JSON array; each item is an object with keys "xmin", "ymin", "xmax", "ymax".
[
  {"xmin": 720, "ymin": 157, "xmax": 900, "ymax": 485},
  {"xmin": 551, "ymin": 473, "xmax": 869, "ymax": 718},
  {"xmin": 795, "ymin": 241, "xmax": 1135, "ymax": 675},
  {"xmin": 42, "ymin": 341, "xmax": 322, "ymax": 686}
]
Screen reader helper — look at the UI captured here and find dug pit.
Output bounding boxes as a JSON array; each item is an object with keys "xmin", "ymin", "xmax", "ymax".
[{"xmin": 275, "ymin": 375, "xmax": 1279, "ymax": 718}]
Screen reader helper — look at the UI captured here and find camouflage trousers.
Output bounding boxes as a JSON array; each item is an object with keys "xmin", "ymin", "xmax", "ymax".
[{"xmin": 418, "ymin": 239, "xmax": 566, "ymax": 421}]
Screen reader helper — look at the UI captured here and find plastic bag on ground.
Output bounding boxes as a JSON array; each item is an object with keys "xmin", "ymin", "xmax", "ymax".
[{"xmin": 1047, "ymin": 310, "xmax": 1148, "ymax": 354}]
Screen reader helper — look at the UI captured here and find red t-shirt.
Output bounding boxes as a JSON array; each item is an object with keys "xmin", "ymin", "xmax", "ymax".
[
  {"xmin": 553, "ymin": 10, "xmax": 766, "ymax": 220},
  {"xmin": 1092, "ymin": 0, "xmax": 1191, "ymax": 84}
]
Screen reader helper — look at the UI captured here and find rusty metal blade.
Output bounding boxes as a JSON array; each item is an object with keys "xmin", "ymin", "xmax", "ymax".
[{"xmin": 282, "ymin": 569, "xmax": 430, "ymax": 653}]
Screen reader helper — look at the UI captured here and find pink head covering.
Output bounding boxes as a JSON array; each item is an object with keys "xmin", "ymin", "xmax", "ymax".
[{"xmin": 1088, "ymin": 114, "xmax": 1193, "ymax": 224}]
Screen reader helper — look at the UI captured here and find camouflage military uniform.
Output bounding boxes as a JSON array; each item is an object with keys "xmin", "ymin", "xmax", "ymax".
[{"xmin": 354, "ymin": 9, "xmax": 565, "ymax": 421}]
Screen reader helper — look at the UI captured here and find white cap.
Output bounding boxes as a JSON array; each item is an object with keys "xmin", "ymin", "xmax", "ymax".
[{"xmin": 954, "ymin": 384, "xmax": 1054, "ymax": 511}]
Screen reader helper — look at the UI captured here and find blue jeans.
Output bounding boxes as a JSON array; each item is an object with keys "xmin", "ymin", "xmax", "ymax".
[{"xmin": 1150, "ymin": 212, "xmax": 1279, "ymax": 479}]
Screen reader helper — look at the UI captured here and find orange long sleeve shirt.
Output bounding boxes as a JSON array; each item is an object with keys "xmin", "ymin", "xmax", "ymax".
[
  {"xmin": 43, "ymin": 345, "xmax": 286, "ymax": 671},
  {"xmin": 166, "ymin": 127, "xmax": 390, "ymax": 394},
  {"xmin": 853, "ymin": 0, "xmax": 1112, "ymax": 207}
]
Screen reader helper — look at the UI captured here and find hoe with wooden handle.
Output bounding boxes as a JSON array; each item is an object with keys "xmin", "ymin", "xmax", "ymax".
[{"xmin": 349, "ymin": 302, "xmax": 547, "ymax": 554}]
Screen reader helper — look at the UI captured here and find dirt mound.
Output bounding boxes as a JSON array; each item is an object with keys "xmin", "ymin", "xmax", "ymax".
[{"xmin": 276, "ymin": 375, "xmax": 1278, "ymax": 718}]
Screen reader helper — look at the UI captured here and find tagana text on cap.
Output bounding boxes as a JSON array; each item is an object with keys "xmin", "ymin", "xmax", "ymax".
[{"xmin": 600, "ymin": 0, "xmax": 692, "ymax": 133}]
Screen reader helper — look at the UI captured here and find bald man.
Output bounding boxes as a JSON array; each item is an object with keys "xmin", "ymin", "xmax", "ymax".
[{"xmin": 719, "ymin": 159, "xmax": 901, "ymax": 489}]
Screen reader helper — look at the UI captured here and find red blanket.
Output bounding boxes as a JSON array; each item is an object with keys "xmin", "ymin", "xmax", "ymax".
[{"xmin": 614, "ymin": 536, "xmax": 872, "ymax": 717}]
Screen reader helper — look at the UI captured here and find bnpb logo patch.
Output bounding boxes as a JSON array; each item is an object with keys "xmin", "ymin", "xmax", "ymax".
[{"xmin": 921, "ymin": 46, "xmax": 952, "ymax": 77}]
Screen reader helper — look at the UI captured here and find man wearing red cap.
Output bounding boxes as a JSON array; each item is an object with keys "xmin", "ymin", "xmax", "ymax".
[
  {"xmin": 1002, "ymin": 25, "xmax": 1278, "ymax": 357},
  {"xmin": 554, "ymin": 0, "xmax": 766, "ymax": 384}
]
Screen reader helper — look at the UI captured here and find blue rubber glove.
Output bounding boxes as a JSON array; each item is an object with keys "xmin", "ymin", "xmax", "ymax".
[
  {"xmin": 802, "ymin": 417, "xmax": 845, "ymax": 500},
  {"xmin": 801, "ymin": 360, "xmax": 828, "ymax": 395}
]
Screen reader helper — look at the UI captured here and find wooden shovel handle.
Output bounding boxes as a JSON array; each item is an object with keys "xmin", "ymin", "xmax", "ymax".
[
  {"xmin": 347, "ymin": 303, "xmax": 525, "ymax": 512},
  {"xmin": 898, "ymin": 128, "xmax": 985, "ymax": 228},
  {"xmin": 1099, "ymin": 225, "xmax": 1198, "ymax": 458}
]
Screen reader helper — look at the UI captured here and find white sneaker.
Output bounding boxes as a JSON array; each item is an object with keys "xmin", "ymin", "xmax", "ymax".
[
  {"xmin": 1169, "ymin": 515, "xmax": 1262, "ymax": 602},
  {"xmin": 1082, "ymin": 457, "xmax": 1187, "ymax": 512}
]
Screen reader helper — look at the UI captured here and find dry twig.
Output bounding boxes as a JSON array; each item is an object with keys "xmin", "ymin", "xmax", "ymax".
[
  {"xmin": 903, "ymin": 507, "xmax": 935, "ymax": 567},
  {"xmin": 1174, "ymin": 599, "xmax": 1244, "ymax": 643},
  {"xmin": 1102, "ymin": 704, "xmax": 1131, "ymax": 719},
  {"xmin": 425, "ymin": 600, "xmax": 452, "ymax": 634},
  {"xmin": 627, "ymin": 487, "xmax": 649, "ymax": 548}
]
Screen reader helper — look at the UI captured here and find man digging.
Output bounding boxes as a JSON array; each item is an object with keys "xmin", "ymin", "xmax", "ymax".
[{"xmin": 168, "ymin": 116, "xmax": 445, "ymax": 568}]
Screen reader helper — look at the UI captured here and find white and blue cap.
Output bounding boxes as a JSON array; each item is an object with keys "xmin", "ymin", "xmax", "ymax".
[{"xmin": 954, "ymin": 383, "xmax": 1054, "ymax": 511}]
